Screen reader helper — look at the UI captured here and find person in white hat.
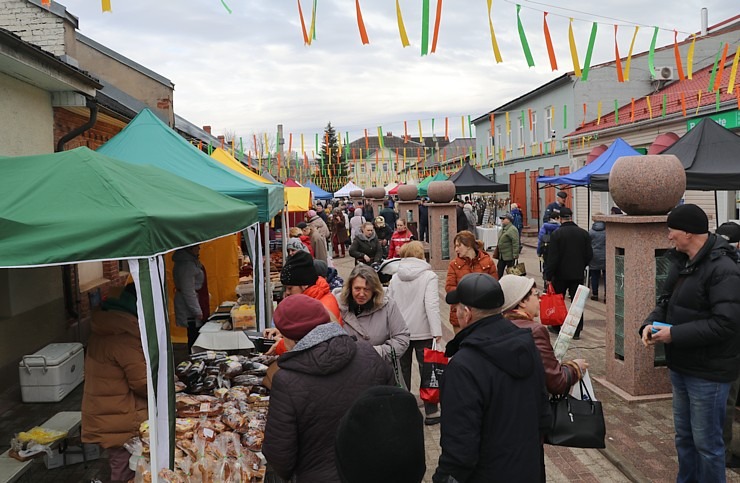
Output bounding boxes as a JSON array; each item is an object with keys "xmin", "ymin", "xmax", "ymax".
[{"xmin": 499, "ymin": 274, "xmax": 589, "ymax": 482}]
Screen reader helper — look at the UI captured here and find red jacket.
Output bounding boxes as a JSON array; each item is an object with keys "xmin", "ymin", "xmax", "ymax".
[
  {"xmin": 299, "ymin": 235, "xmax": 314, "ymax": 256},
  {"xmin": 388, "ymin": 230, "xmax": 413, "ymax": 258}
]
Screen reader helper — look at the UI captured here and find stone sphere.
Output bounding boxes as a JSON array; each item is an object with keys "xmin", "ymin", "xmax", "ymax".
[
  {"xmin": 609, "ymin": 154, "xmax": 686, "ymax": 215},
  {"xmin": 349, "ymin": 189, "xmax": 363, "ymax": 199},
  {"xmin": 364, "ymin": 187, "xmax": 386, "ymax": 200},
  {"xmin": 428, "ymin": 181, "xmax": 456, "ymax": 203},
  {"xmin": 397, "ymin": 185, "xmax": 418, "ymax": 201}
]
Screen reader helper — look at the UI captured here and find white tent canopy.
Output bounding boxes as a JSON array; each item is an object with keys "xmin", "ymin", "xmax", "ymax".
[
  {"xmin": 384, "ymin": 182, "xmax": 398, "ymax": 194},
  {"xmin": 334, "ymin": 181, "xmax": 363, "ymax": 198}
]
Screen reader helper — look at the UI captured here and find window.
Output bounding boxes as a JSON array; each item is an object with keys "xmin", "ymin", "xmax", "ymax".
[
  {"xmin": 545, "ymin": 106, "xmax": 553, "ymax": 139},
  {"xmin": 382, "ymin": 163, "xmax": 388, "ymax": 172},
  {"xmin": 518, "ymin": 118, "xmax": 524, "ymax": 148},
  {"xmin": 361, "ymin": 163, "xmax": 366, "ymax": 173},
  {"xmin": 496, "ymin": 126, "xmax": 502, "ymax": 151},
  {"xmin": 506, "ymin": 127, "xmax": 512, "ymax": 151},
  {"xmin": 371, "ymin": 164, "xmax": 376, "ymax": 172},
  {"xmin": 530, "ymin": 111, "xmax": 537, "ymax": 145}
]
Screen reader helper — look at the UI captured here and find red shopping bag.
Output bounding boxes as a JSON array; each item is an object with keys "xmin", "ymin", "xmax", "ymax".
[
  {"xmin": 420, "ymin": 345, "xmax": 448, "ymax": 404},
  {"xmin": 540, "ymin": 283, "xmax": 568, "ymax": 326}
]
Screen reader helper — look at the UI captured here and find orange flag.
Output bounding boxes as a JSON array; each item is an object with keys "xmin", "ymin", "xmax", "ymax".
[
  {"xmin": 543, "ymin": 12, "xmax": 557, "ymax": 71},
  {"xmin": 673, "ymin": 30, "xmax": 685, "ymax": 80},
  {"xmin": 355, "ymin": 0, "xmax": 370, "ymax": 45},
  {"xmin": 630, "ymin": 98, "xmax": 635, "ymax": 122},
  {"xmin": 431, "ymin": 0, "xmax": 443, "ymax": 53},
  {"xmin": 614, "ymin": 25, "xmax": 624, "ymax": 82},
  {"xmin": 297, "ymin": 0, "xmax": 310, "ymax": 45},
  {"xmin": 714, "ymin": 43, "xmax": 729, "ymax": 92}
]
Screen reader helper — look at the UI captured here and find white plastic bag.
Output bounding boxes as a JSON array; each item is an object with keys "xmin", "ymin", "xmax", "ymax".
[{"xmin": 569, "ymin": 370, "xmax": 597, "ymax": 401}]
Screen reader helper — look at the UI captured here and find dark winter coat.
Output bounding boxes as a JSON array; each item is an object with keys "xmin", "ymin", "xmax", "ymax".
[
  {"xmin": 543, "ymin": 200, "xmax": 564, "ymax": 223},
  {"xmin": 589, "ymin": 221, "xmax": 606, "ymax": 270},
  {"xmin": 433, "ymin": 314, "xmax": 551, "ymax": 483},
  {"xmin": 456, "ymin": 205, "xmax": 469, "ymax": 233},
  {"xmin": 641, "ymin": 234, "xmax": 740, "ymax": 383},
  {"xmin": 379, "ymin": 207, "xmax": 397, "ymax": 231},
  {"xmin": 545, "ymin": 221, "xmax": 593, "ymax": 282},
  {"xmin": 419, "ymin": 203, "xmax": 429, "ymax": 229},
  {"xmin": 263, "ymin": 323, "xmax": 395, "ymax": 482},
  {"xmin": 536, "ymin": 222, "xmax": 560, "ymax": 256},
  {"xmin": 374, "ymin": 225, "xmax": 392, "ymax": 244},
  {"xmin": 363, "ymin": 204, "xmax": 374, "ymax": 224},
  {"xmin": 349, "ymin": 231, "xmax": 383, "ymax": 264},
  {"xmin": 331, "ymin": 214, "xmax": 349, "ymax": 244},
  {"xmin": 510, "ymin": 207, "xmax": 524, "ymax": 234}
]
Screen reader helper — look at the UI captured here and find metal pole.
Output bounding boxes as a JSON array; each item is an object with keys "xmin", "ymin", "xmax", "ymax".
[
  {"xmin": 715, "ymin": 190, "xmax": 719, "ymax": 229},
  {"xmin": 263, "ymin": 222, "xmax": 272, "ymax": 321},
  {"xmin": 282, "ymin": 204, "xmax": 288, "ymax": 262}
]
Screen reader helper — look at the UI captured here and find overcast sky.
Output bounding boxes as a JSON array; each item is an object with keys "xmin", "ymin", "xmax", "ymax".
[{"xmin": 60, "ymin": 0, "xmax": 737, "ymax": 147}]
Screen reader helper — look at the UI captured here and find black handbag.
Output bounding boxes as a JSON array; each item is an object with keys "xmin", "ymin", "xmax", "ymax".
[{"xmin": 545, "ymin": 379, "xmax": 606, "ymax": 448}]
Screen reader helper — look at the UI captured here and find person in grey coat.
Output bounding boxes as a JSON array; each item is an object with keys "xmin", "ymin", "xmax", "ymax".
[
  {"xmin": 173, "ymin": 245, "xmax": 206, "ymax": 351},
  {"xmin": 589, "ymin": 219, "xmax": 606, "ymax": 302},
  {"xmin": 335, "ymin": 264, "xmax": 410, "ymax": 364}
]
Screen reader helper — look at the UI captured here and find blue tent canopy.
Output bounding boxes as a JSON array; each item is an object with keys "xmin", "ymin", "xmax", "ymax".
[
  {"xmin": 537, "ymin": 138, "xmax": 641, "ymax": 186},
  {"xmin": 303, "ymin": 180, "xmax": 333, "ymax": 200}
]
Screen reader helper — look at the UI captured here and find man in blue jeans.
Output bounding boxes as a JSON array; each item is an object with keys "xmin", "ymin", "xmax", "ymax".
[{"xmin": 640, "ymin": 204, "xmax": 740, "ymax": 482}]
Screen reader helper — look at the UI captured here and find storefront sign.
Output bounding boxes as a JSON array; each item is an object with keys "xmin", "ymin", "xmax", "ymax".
[{"xmin": 687, "ymin": 109, "xmax": 740, "ymax": 131}]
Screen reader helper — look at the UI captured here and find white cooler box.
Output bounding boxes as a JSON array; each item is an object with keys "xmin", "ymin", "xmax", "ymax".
[{"xmin": 19, "ymin": 343, "xmax": 85, "ymax": 402}]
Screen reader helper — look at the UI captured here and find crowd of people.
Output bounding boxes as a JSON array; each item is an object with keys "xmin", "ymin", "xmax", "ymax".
[{"xmin": 82, "ymin": 189, "xmax": 740, "ymax": 482}]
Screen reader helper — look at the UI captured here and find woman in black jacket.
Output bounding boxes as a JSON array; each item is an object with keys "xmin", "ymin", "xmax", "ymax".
[
  {"xmin": 350, "ymin": 222, "xmax": 383, "ymax": 265},
  {"xmin": 374, "ymin": 216, "xmax": 392, "ymax": 258}
]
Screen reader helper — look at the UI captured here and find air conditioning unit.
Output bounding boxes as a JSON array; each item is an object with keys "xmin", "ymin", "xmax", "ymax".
[{"xmin": 653, "ymin": 66, "xmax": 674, "ymax": 81}]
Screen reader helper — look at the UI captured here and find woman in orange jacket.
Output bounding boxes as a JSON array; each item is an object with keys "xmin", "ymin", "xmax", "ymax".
[{"xmin": 445, "ymin": 230, "xmax": 498, "ymax": 330}]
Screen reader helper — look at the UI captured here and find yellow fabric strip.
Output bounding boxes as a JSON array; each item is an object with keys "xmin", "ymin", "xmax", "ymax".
[
  {"xmin": 505, "ymin": 111, "xmax": 510, "ymax": 134},
  {"xmin": 646, "ymin": 96, "xmax": 652, "ymax": 119},
  {"xmin": 728, "ymin": 47, "xmax": 740, "ymax": 94},
  {"xmin": 568, "ymin": 18, "xmax": 581, "ymax": 77},
  {"xmin": 597, "ymin": 101, "xmax": 602, "ymax": 125},
  {"xmin": 396, "ymin": 0, "xmax": 410, "ymax": 47},
  {"xmin": 102, "ymin": 0, "xmax": 111, "ymax": 11},
  {"xmin": 487, "ymin": 0, "xmax": 503, "ymax": 63},
  {"xmin": 687, "ymin": 34, "xmax": 696, "ymax": 80},
  {"xmin": 624, "ymin": 26, "xmax": 639, "ymax": 82},
  {"xmin": 418, "ymin": 120, "xmax": 423, "ymax": 144}
]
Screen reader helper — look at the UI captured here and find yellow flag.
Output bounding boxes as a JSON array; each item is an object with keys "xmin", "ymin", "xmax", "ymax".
[
  {"xmin": 687, "ymin": 34, "xmax": 696, "ymax": 79},
  {"xmin": 624, "ymin": 26, "xmax": 639, "ymax": 81},
  {"xmin": 396, "ymin": 0, "xmax": 410, "ymax": 47},
  {"xmin": 486, "ymin": 0, "xmax": 503, "ymax": 63},
  {"xmin": 646, "ymin": 96, "xmax": 653, "ymax": 119},
  {"xmin": 728, "ymin": 46, "xmax": 740, "ymax": 94},
  {"xmin": 597, "ymin": 101, "xmax": 602, "ymax": 125},
  {"xmin": 505, "ymin": 111, "xmax": 510, "ymax": 134},
  {"xmin": 102, "ymin": 0, "xmax": 111, "ymax": 12},
  {"xmin": 461, "ymin": 116, "xmax": 466, "ymax": 137},
  {"xmin": 418, "ymin": 120, "xmax": 423, "ymax": 144},
  {"xmin": 568, "ymin": 19, "xmax": 582, "ymax": 77}
]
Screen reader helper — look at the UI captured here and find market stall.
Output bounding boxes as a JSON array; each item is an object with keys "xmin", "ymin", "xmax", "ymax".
[{"xmin": 0, "ymin": 147, "xmax": 260, "ymax": 481}]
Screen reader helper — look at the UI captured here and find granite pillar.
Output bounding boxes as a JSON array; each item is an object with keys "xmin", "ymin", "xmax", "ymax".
[
  {"xmin": 428, "ymin": 203, "xmax": 457, "ymax": 271},
  {"xmin": 595, "ymin": 214, "xmax": 672, "ymax": 398}
]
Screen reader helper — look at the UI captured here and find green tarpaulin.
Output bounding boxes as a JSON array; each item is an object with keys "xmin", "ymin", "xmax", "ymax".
[
  {"xmin": 417, "ymin": 171, "xmax": 448, "ymax": 196},
  {"xmin": 0, "ymin": 146, "xmax": 261, "ymax": 475},
  {"xmin": 0, "ymin": 147, "xmax": 259, "ymax": 266},
  {"xmin": 98, "ymin": 109, "xmax": 282, "ymax": 222}
]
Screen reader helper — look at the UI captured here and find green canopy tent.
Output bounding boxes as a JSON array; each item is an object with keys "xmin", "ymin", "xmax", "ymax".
[
  {"xmin": 99, "ymin": 109, "xmax": 283, "ymax": 328},
  {"xmin": 98, "ymin": 108, "xmax": 283, "ymax": 223},
  {"xmin": 0, "ymin": 147, "xmax": 259, "ymax": 478},
  {"xmin": 417, "ymin": 171, "xmax": 448, "ymax": 196}
]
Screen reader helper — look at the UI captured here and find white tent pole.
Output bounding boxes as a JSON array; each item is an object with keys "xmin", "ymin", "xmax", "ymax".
[
  {"xmin": 264, "ymin": 222, "xmax": 272, "ymax": 324},
  {"xmin": 282, "ymin": 205, "xmax": 288, "ymax": 263}
]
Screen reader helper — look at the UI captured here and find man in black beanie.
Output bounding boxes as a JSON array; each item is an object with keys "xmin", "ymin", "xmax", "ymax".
[
  {"xmin": 640, "ymin": 204, "xmax": 740, "ymax": 481},
  {"xmin": 335, "ymin": 386, "xmax": 425, "ymax": 483}
]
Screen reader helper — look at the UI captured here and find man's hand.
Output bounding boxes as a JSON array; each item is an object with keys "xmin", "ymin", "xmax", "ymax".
[
  {"xmin": 364, "ymin": 254, "xmax": 371, "ymax": 262},
  {"xmin": 641, "ymin": 325, "xmax": 672, "ymax": 347}
]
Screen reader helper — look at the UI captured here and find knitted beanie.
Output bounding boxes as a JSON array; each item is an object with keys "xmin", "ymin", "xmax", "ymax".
[
  {"xmin": 280, "ymin": 251, "xmax": 318, "ymax": 287},
  {"xmin": 667, "ymin": 204, "xmax": 708, "ymax": 234},
  {"xmin": 273, "ymin": 294, "xmax": 329, "ymax": 340}
]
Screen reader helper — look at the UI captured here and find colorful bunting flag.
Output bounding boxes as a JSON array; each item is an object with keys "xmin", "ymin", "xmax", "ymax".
[
  {"xmin": 647, "ymin": 26, "xmax": 659, "ymax": 78},
  {"xmin": 543, "ymin": 12, "xmax": 557, "ymax": 71},
  {"xmin": 486, "ymin": 0, "xmax": 503, "ymax": 63},
  {"xmin": 662, "ymin": 94, "xmax": 667, "ymax": 118},
  {"xmin": 396, "ymin": 0, "xmax": 410, "ymax": 47},
  {"xmin": 614, "ymin": 100, "xmax": 619, "ymax": 125},
  {"xmin": 614, "ymin": 25, "xmax": 624, "ymax": 82},
  {"xmin": 220, "ymin": 0, "xmax": 232, "ymax": 14},
  {"xmin": 516, "ymin": 4, "xmax": 535, "ymax": 67},
  {"xmin": 646, "ymin": 96, "xmax": 652, "ymax": 119},
  {"xmin": 714, "ymin": 42, "xmax": 729, "ymax": 92},
  {"xmin": 708, "ymin": 43, "xmax": 723, "ymax": 93},
  {"xmin": 687, "ymin": 34, "xmax": 696, "ymax": 79},
  {"xmin": 672, "ymin": 30, "xmax": 685, "ymax": 80},
  {"xmin": 309, "ymin": 0, "xmax": 318, "ymax": 43},
  {"xmin": 581, "ymin": 22, "xmax": 598, "ymax": 81},
  {"xmin": 102, "ymin": 0, "xmax": 111, "ymax": 12},
  {"xmin": 431, "ymin": 0, "xmax": 443, "ymax": 53},
  {"xmin": 568, "ymin": 18, "xmax": 581, "ymax": 77},
  {"xmin": 624, "ymin": 26, "xmax": 639, "ymax": 81},
  {"xmin": 728, "ymin": 46, "xmax": 740, "ymax": 94},
  {"xmin": 421, "ymin": 0, "xmax": 430, "ymax": 56},
  {"xmin": 41, "ymin": 0, "xmax": 50, "ymax": 6},
  {"xmin": 355, "ymin": 0, "xmax": 370, "ymax": 45}
]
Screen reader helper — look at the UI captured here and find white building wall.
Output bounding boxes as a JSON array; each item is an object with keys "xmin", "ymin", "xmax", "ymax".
[
  {"xmin": 0, "ymin": 71, "xmax": 54, "ymax": 155},
  {"xmin": 0, "ymin": 0, "xmax": 66, "ymax": 56}
]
